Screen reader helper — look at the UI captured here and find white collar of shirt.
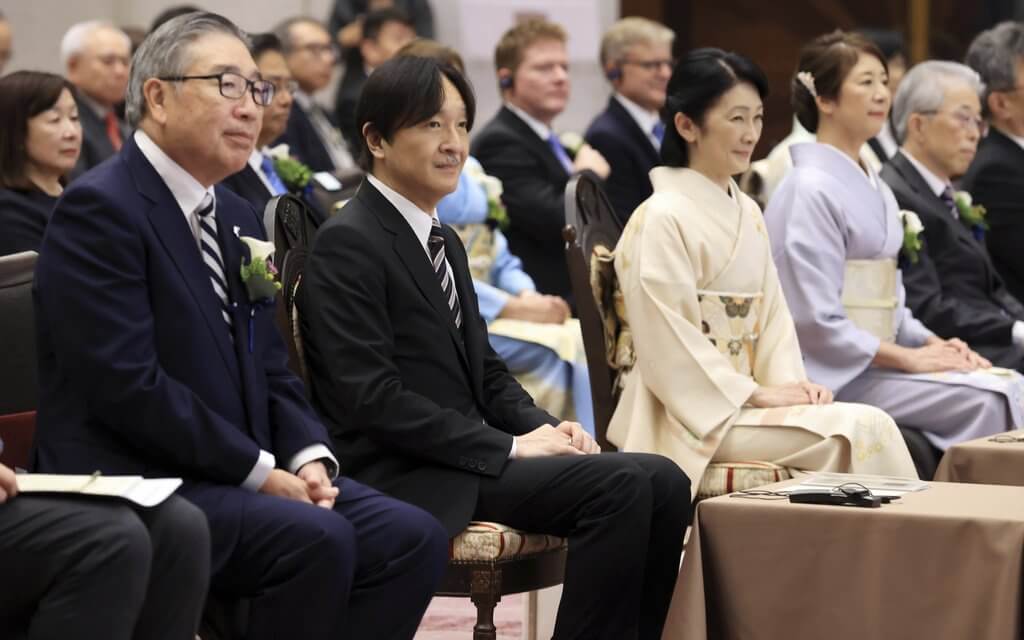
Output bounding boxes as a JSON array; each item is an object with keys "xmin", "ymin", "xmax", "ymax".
[
  {"xmin": 134, "ymin": 130, "xmax": 214, "ymax": 242},
  {"xmin": 366, "ymin": 173, "xmax": 436, "ymax": 254},
  {"xmin": 504, "ymin": 102, "xmax": 552, "ymax": 142},
  {"xmin": 900, "ymin": 149, "xmax": 951, "ymax": 199},
  {"xmin": 614, "ymin": 92, "xmax": 660, "ymax": 143},
  {"xmin": 247, "ymin": 148, "xmax": 277, "ymax": 195},
  {"xmin": 292, "ymin": 89, "xmax": 315, "ymax": 112}
]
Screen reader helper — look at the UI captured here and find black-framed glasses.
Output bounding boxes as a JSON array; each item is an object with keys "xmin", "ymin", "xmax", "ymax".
[
  {"xmin": 919, "ymin": 108, "xmax": 989, "ymax": 137},
  {"xmin": 159, "ymin": 71, "xmax": 275, "ymax": 106},
  {"xmin": 620, "ymin": 58, "xmax": 675, "ymax": 72}
]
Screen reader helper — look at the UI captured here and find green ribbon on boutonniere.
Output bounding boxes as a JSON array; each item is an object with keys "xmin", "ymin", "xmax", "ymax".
[
  {"xmin": 265, "ymin": 143, "xmax": 312, "ymax": 193},
  {"xmin": 954, "ymin": 190, "xmax": 988, "ymax": 240},
  {"xmin": 900, "ymin": 209, "xmax": 924, "ymax": 264},
  {"xmin": 239, "ymin": 236, "xmax": 282, "ymax": 353}
]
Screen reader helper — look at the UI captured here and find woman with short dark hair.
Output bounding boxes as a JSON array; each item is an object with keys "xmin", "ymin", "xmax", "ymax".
[
  {"xmin": 609, "ymin": 47, "xmax": 917, "ymax": 496},
  {"xmin": 0, "ymin": 71, "xmax": 82, "ymax": 255},
  {"xmin": 766, "ymin": 30, "xmax": 1023, "ymax": 450}
]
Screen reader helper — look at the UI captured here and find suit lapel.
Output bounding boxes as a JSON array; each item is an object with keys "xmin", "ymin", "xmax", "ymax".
[
  {"xmin": 608, "ymin": 97, "xmax": 660, "ymax": 162},
  {"xmin": 357, "ymin": 183, "xmax": 471, "ymax": 370},
  {"xmin": 128, "ymin": 140, "xmax": 243, "ymax": 391},
  {"xmin": 498, "ymin": 107, "xmax": 569, "ymax": 179}
]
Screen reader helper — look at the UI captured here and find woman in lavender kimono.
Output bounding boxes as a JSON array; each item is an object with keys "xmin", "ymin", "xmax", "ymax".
[
  {"xmin": 766, "ymin": 30, "xmax": 1022, "ymax": 449},
  {"xmin": 608, "ymin": 48, "xmax": 916, "ymax": 497}
]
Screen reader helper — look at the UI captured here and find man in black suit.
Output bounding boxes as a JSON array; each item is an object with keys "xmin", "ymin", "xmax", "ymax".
[
  {"xmin": 883, "ymin": 60, "xmax": 1024, "ymax": 370},
  {"xmin": 274, "ymin": 17, "xmax": 357, "ymax": 174},
  {"xmin": 334, "ymin": 8, "xmax": 415, "ymax": 147},
  {"xmin": 61, "ymin": 21, "xmax": 131, "ymax": 179},
  {"xmin": 962, "ymin": 21, "xmax": 1024, "ymax": 304},
  {"xmin": 300, "ymin": 56, "xmax": 691, "ymax": 640},
  {"xmin": 34, "ymin": 13, "xmax": 446, "ymax": 639},
  {"xmin": 585, "ymin": 17, "xmax": 673, "ymax": 222},
  {"xmin": 222, "ymin": 33, "xmax": 328, "ymax": 231},
  {"xmin": 472, "ymin": 18, "xmax": 610, "ymax": 304}
]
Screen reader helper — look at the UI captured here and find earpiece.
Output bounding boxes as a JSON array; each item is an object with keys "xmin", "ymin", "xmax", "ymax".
[
  {"xmin": 499, "ymin": 75, "xmax": 513, "ymax": 89},
  {"xmin": 606, "ymin": 67, "xmax": 622, "ymax": 81}
]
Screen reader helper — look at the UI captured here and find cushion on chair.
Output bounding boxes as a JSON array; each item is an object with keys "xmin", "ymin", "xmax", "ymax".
[
  {"xmin": 697, "ymin": 461, "xmax": 792, "ymax": 500},
  {"xmin": 449, "ymin": 521, "xmax": 566, "ymax": 562}
]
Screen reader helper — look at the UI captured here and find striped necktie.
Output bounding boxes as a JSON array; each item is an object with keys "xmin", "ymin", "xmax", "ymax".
[
  {"xmin": 196, "ymin": 194, "xmax": 234, "ymax": 334},
  {"xmin": 427, "ymin": 218, "xmax": 462, "ymax": 329},
  {"xmin": 940, "ymin": 186, "xmax": 958, "ymax": 219}
]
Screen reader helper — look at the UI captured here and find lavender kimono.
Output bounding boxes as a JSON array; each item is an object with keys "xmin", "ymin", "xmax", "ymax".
[{"xmin": 766, "ymin": 142, "xmax": 1022, "ymax": 449}]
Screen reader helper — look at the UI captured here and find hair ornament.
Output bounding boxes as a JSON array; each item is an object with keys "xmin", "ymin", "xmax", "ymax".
[{"xmin": 796, "ymin": 71, "xmax": 817, "ymax": 98}]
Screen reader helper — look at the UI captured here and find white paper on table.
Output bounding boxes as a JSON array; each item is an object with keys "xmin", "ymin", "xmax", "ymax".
[
  {"xmin": 779, "ymin": 472, "xmax": 929, "ymax": 497},
  {"xmin": 16, "ymin": 474, "xmax": 183, "ymax": 508}
]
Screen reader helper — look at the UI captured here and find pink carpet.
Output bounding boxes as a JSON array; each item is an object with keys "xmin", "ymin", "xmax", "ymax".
[{"xmin": 415, "ymin": 593, "xmax": 523, "ymax": 639}]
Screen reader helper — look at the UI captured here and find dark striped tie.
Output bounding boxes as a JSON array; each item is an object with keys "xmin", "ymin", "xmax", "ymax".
[
  {"xmin": 428, "ymin": 218, "xmax": 462, "ymax": 329},
  {"xmin": 196, "ymin": 195, "xmax": 234, "ymax": 335},
  {"xmin": 940, "ymin": 186, "xmax": 958, "ymax": 219}
]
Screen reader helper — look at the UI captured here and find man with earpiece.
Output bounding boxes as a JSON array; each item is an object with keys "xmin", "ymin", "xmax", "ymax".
[
  {"xmin": 585, "ymin": 17, "xmax": 675, "ymax": 223},
  {"xmin": 472, "ymin": 17, "xmax": 610, "ymax": 309}
]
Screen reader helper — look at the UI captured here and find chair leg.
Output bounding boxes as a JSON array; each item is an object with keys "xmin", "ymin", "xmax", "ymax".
[{"xmin": 470, "ymin": 567, "xmax": 502, "ymax": 640}]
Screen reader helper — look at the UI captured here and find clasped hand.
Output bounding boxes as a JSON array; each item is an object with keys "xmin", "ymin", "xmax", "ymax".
[
  {"xmin": 515, "ymin": 421, "xmax": 601, "ymax": 458},
  {"xmin": 748, "ymin": 381, "xmax": 833, "ymax": 408},
  {"xmin": 259, "ymin": 461, "xmax": 338, "ymax": 509}
]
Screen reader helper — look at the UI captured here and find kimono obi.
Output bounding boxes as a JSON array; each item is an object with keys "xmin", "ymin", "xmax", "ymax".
[
  {"xmin": 697, "ymin": 290, "xmax": 762, "ymax": 377},
  {"xmin": 453, "ymin": 223, "xmax": 496, "ymax": 282},
  {"xmin": 841, "ymin": 259, "xmax": 898, "ymax": 343}
]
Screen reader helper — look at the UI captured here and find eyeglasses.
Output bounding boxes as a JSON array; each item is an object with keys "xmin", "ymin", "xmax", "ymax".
[
  {"xmin": 919, "ymin": 109, "xmax": 989, "ymax": 137},
  {"xmin": 159, "ymin": 71, "xmax": 275, "ymax": 106},
  {"xmin": 619, "ymin": 58, "xmax": 675, "ymax": 72}
]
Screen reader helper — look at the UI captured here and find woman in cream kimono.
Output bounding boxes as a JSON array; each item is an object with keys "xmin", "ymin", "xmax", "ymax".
[
  {"xmin": 766, "ymin": 31, "xmax": 1022, "ymax": 449},
  {"xmin": 610, "ymin": 48, "xmax": 916, "ymax": 498}
]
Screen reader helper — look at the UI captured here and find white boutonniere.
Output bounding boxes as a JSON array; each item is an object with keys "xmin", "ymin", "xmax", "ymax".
[
  {"xmin": 464, "ymin": 162, "xmax": 509, "ymax": 229},
  {"xmin": 953, "ymin": 190, "xmax": 988, "ymax": 240},
  {"xmin": 558, "ymin": 131, "xmax": 584, "ymax": 157},
  {"xmin": 899, "ymin": 209, "xmax": 924, "ymax": 264},
  {"xmin": 238, "ymin": 236, "xmax": 281, "ymax": 352}
]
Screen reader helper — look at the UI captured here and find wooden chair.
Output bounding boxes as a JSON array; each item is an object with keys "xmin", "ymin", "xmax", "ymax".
[
  {"xmin": 0, "ymin": 251, "xmax": 38, "ymax": 470},
  {"xmin": 279, "ymin": 200, "xmax": 569, "ymax": 640}
]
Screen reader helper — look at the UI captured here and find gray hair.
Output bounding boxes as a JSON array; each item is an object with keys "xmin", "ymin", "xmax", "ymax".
[
  {"xmin": 600, "ymin": 17, "xmax": 675, "ymax": 67},
  {"xmin": 125, "ymin": 11, "xmax": 249, "ymax": 128},
  {"xmin": 60, "ymin": 21, "xmax": 131, "ymax": 68},
  {"xmin": 965, "ymin": 21, "xmax": 1024, "ymax": 114},
  {"xmin": 892, "ymin": 60, "xmax": 985, "ymax": 143},
  {"xmin": 272, "ymin": 16, "xmax": 325, "ymax": 54}
]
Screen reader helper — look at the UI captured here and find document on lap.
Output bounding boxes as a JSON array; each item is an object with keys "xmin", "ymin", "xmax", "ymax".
[{"xmin": 15, "ymin": 474, "xmax": 183, "ymax": 507}]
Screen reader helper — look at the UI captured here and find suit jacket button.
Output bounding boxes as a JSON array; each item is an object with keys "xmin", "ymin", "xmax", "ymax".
[
  {"xmin": 459, "ymin": 456, "xmax": 467, "ymax": 466},
  {"xmin": 477, "ymin": 461, "xmax": 487, "ymax": 472}
]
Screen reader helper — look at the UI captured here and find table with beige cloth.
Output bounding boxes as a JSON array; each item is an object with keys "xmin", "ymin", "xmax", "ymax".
[
  {"xmin": 934, "ymin": 429, "xmax": 1024, "ymax": 486},
  {"xmin": 662, "ymin": 479, "xmax": 1024, "ymax": 640}
]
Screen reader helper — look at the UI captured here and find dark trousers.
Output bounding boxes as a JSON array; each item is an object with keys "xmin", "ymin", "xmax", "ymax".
[
  {"xmin": 475, "ymin": 452, "xmax": 691, "ymax": 640},
  {"xmin": 0, "ymin": 494, "xmax": 210, "ymax": 640},
  {"xmin": 181, "ymin": 476, "xmax": 449, "ymax": 640}
]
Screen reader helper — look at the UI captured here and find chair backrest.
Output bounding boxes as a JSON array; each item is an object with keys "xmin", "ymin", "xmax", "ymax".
[
  {"xmin": 279, "ymin": 247, "xmax": 311, "ymax": 390},
  {"xmin": 0, "ymin": 251, "xmax": 39, "ymax": 468},
  {"xmin": 563, "ymin": 172, "xmax": 625, "ymax": 450},
  {"xmin": 269, "ymin": 194, "xmax": 319, "ymax": 265}
]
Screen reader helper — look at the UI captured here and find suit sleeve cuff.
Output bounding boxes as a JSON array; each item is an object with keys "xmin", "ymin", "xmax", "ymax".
[
  {"xmin": 508, "ymin": 437, "xmax": 517, "ymax": 459},
  {"xmin": 287, "ymin": 444, "xmax": 340, "ymax": 480},
  {"xmin": 241, "ymin": 449, "xmax": 276, "ymax": 491}
]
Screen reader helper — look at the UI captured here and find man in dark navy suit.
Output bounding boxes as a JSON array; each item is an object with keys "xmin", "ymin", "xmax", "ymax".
[
  {"xmin": 585, "ymin": 17, "xmax": 674, "ymax": 223},
  {"xmin": 883, "ymin": 60, "xmax": 1024, "ymax": 370},
  {"xmin": 32, "ymin": 13, "xmax": 446, "ymax": 640}
]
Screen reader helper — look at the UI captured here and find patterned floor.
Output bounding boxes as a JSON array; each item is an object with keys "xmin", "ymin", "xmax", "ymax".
[{"xmin": 414, "ymin": 593, "xmax": 523, "ymax": 639}]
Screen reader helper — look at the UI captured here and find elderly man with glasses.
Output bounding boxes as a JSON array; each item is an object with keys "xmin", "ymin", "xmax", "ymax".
[
  {"xmin": 880, "ymin": 60, "xmax": 1024, "ymax": 371},
  {"xmin": 31, "ymin": 12, "xmax": 448, "ymax": 640},
  {"xmin": 962, "ymin": 21, "xmax": 1024, "ymax": 310}
]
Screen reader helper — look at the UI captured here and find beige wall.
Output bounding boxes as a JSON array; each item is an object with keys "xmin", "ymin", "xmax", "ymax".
[{"xmin": 1, "ymin": 0, "xmax": 617, "ymax": 137}]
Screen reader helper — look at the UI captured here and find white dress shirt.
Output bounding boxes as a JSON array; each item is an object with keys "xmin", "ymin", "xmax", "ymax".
[
  {"xmin": 1002, "ymin": 128, "xmax": 1024, "ymax": 152},
  {"xmin": 504, "ymin": 102, "xmax": 552, "ymax": 142},
  {"xmin": 614, "ymin": 92, "xmax": 661, "ymax": 150},
  {"xmin": 247, "ymin": 149, "xmax": 278, "ymax": 196},
  {"xmin": 135, "ymin": 130, "xmax": 339, "ymax": 490},
  {"xmin": 366, "ymin": 173, "xmax": 520, "ymax": 458}
]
